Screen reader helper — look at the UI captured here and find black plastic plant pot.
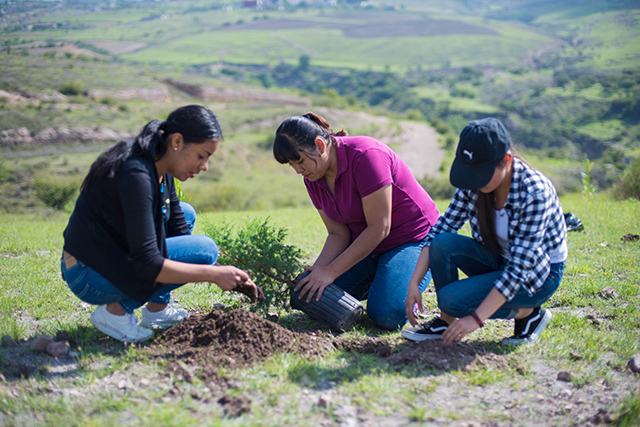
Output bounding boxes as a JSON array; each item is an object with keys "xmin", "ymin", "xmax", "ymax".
[{"xmin": 290, "ymin": 283, "xmax": 364, "ymax": 331}]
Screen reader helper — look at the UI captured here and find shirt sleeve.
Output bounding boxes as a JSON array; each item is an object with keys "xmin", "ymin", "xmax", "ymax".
[
  {"xmin": 116, "ymin": 162, "xmax": 165, "ymax": 282},
  {"xmin": 494, "ymin": 188, "xmax": 552, "ymax": 300},
  {"xmin": 352, "ymin": 148, "xmax": 394, "ymax": 198}
]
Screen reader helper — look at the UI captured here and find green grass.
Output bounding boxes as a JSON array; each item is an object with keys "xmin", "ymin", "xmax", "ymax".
[{"xmin": 0, "ymin": 194, "xmax": 638, "ymax": 425}]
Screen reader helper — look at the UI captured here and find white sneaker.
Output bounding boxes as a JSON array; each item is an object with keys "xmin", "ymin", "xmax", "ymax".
[
  {"xmin": 140, "ymin": 304, "xmax": 190, "ymax": 329},
  {"xmin": 90, "ymin": 305, "xmax": 154, "ymax": 343}
]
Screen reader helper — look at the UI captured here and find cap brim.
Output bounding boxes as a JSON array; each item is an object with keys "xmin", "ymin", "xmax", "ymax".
[{"xmin": 449, "ymin": 157, "xmax": 496, "ymax": 191}]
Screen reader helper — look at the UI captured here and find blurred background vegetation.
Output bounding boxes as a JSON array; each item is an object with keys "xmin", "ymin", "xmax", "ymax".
[{"xmin": 0, "ymin": 0, "xmax": 639, "ymax": 214}]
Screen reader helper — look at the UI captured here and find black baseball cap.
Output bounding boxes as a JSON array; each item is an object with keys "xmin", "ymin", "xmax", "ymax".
[{"xmin": 449, "ymin": 118, "xmax": 512, "ymax": 190}]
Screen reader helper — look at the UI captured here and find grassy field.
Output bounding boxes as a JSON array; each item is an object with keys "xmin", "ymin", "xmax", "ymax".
[
  {"xmin": 0, "ymin": 193, "xmax": 638, "ymax": 426},
  {"xmin": 3, "ymin": 1, "xmax": 638, "ymax": 72}
]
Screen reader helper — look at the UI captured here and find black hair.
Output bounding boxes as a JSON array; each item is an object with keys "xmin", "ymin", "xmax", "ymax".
[
  {"xmin": 475, "ymin": 152, "xmax": 527, "ymax": 254},
  {"xmin": 81, "ymin": 105, "xmax": 222, "ymax": 190},
  {"xmin": 273, "ymin": 112, "xmax": 347, "ymax": 164}
]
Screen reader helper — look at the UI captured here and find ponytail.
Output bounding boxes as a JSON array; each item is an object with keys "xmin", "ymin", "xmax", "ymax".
[
  {"xmin": 301, "ymin": 112, "xmax": 348, "ymax": 137},
  {"xmin": 82, "ymin": 105, "xmax": 222, "ymax": 190},
  {"xmin": 273, "ymin": 111, "xmax": 347, "ymax": 164}
]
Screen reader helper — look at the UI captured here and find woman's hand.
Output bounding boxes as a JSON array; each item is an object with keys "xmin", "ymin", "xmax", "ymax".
[
  {"xmin": 441, "ymin": 316, "xmax": 479, "ymax": 346},
  {"xmin": 233, "ymin": 277, "xmax": 266, "ymax": 304},
  {"xmin": 294, "ymin": 265, "xmax": 314, "ymax": 283},
  {"xmin": 213, "ymin": 265, "xmax": 265, "ymax": 303},
  {"xmin": 405, "ymin": 282, "xmax": 423, "ymax": 327},
  {"xmin": 212, "ymin": 265, "xmax": 252, "ymax": 291},
  {"xmin": 294, "ymin": 265, "xmax": 335, "ymax": 303}
]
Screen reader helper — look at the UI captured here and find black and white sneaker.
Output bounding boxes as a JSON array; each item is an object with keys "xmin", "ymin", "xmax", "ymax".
[
  {"xmin": 502, "ymin": 307, "xmax": 552, "ymax": 345},
  {"xmin": 401, "ymin": 317, "xmax": 449, "ymax": 341}
]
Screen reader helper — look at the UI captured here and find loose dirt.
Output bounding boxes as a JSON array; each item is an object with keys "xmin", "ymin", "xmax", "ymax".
[
  {"xmin": 2, "ymin": 307, "xmax": 638, "ymax": 426},
  {"xmin": 146, "ymin": 309, "xmax": 334, "ymax": 383}
]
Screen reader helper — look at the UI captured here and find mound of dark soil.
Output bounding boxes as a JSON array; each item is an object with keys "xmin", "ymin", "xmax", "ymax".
[
  {"xmin": 335, "ymin": 336, "xmax": 479, "ymax": 371},
  {"xmin": 148, "ymin": 309, "xmax": 333, "ymax": 381},
  {"xmin": 148, "ymin": 309, "xmax": 484, "ymax": 384}
]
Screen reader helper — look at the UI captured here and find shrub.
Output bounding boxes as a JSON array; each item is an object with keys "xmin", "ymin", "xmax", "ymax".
[
  {"xmin": 611, "ymin": 160, "xmax": 640, "ymax": 201},
  {"xmin": 450, "ymin": 84, "xmax": 477, "ymax": 99},
  {"xmin": 58, "ymin": 80, "xmax": 84, "ymax": 96},
  {"xmin": 202, "ymin": 216, "xmax": 304, "ymax": 315},
  {"xmin": 32, "ymin": 173, "xmax": 80, "ymax": 210}
]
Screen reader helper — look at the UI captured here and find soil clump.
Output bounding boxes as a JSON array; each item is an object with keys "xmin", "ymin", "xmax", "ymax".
[{"xmin": 147, "ymin": 309, "xmax": 334, "ymax": 382}]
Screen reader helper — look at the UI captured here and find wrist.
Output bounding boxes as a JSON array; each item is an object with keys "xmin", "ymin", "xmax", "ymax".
[{"xmin": 470, "ymin": 310, "xmax": 484, "ymax": 328}]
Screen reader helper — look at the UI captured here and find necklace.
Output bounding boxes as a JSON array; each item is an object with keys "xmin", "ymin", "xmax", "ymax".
[{"xmin": 160, "ymin": 177, "xmax": 170, "ymax": 221}]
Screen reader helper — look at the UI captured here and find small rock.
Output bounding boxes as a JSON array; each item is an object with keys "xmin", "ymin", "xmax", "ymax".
[
  {"xmin": 318, "ymin": 394, "xmax": 332, "ymax": 409},
  {"xmin": 628, "ymin": 354, "xmax": 640, "ymax": 373},
  {"xmin": 46, "ymin": 341, "xmax": 68, "ymax": 357},
  {"xmin": 1, "ymin": 335, "xmax": 17, "ymax": 347},
  {"xmin": 218, "ymin": 394, "xmax": 251, "ymax": 418},
  {"xmin": 586, "ymin": 314, "xmax": 602, "ymax": 325},
  {"xmin": 599, "ymin": 286, "xmax": 620, "ymax": 299},
  {"xmin": 557, "ymin": 371, "xmax": 572, "ymax": 382},
  {"xmin": 118, "ymin": 379, "xmax": 133, "ymax": 390},
  {"xmin": 30, "ymin": 335, "xmax": 54, "ymax": 352},
  {"xmin": 559, "ymin": 388, "xmax": 572, "ymax": 398},
  {"xmin": 569, "ymin": 351, "xmax": 583, "ymax": 360}
]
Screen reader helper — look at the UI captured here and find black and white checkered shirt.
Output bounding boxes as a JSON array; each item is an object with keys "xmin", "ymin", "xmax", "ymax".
[{"xmin": 426, "ymin": 158, "xmax": 568, "ymax": 300}]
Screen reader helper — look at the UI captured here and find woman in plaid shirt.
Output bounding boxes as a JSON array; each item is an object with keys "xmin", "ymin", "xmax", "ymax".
[{"xmin": 402, "ymin": 118, "xmax": 567, "ymax": 345}]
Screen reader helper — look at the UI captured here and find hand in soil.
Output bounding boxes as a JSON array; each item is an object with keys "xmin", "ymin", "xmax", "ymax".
[{"xmin": 233, "ymin": 279, "xmax": 265, "ymax": 304}]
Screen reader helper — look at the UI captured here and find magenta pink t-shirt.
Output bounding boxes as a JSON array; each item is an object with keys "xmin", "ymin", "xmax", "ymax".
[{"xmin": 305, "ymin": 136, "xmax": 439, "ymax": 253}]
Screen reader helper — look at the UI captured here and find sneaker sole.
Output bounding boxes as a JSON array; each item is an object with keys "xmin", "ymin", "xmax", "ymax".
[
  {"xmin": 502, "ymin": 310, "xmax": 552, "ymax": 345},
  {"xmin": 91, "ymin": 313, "xmax": 153, "ymax": 343},
  {"xmin": 401, "ymin": 329, "xmax": 443, "ymax": 342},
  {"xmin": 140, "ymin": 314, "xmax": 190, "ymax": 329},
  {"xmin": 139, "ymin": 319, "xmax": 186, "ymax": 329}
]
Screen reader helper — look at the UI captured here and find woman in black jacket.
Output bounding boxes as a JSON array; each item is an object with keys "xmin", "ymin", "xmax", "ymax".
[{"xmin": 62, "ymin": 105, "xmax": 263, "ymax": 343}]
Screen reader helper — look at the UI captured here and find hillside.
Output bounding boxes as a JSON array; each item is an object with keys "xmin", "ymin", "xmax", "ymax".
[{"xmin": 0, "ymin": 0, "xmax": 639, "ymax": 213}]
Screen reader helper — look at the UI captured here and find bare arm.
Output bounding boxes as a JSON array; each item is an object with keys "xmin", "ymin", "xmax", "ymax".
[
  {"xmin": 441, "ymin": 287, "xmax": 507, "ymax": 345},
  {"xmin": 405, "ymin": 245, "xmax": 430, "ymax": 326},
  {"xmin": 155, "ymin": 259, "xmax": 264, "ymax": 303},
  {"xmin": 296, "ymin": 184, "xmax": 393, "ymax": 302},
  {"xmin": 312, "ymin": 210, "xmax": 352, "ymax": 268}
]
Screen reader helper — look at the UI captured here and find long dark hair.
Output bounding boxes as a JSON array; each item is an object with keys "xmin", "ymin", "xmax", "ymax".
[
  {"xmin": 82, "ymin": 105, "xmax": 222, "ymax": 190},
  {"xmin": 475, "ymin": 153, "xmax": 527, "ymax": 254},
  {"xmin": 273, "ymin": 112, "xmax": 347, "ymax": 164}
]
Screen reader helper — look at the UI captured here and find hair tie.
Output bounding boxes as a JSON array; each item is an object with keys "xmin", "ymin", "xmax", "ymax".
[{"xmin": 158, "ymin": 121, "xmax": 167, "ymax": 133}]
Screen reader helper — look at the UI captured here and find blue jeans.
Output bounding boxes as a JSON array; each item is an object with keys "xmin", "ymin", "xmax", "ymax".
[
  {"xmin": 331, "ymin": 239, "xmax": 432, "ymax": 330},
  {"xmin": 61, "ymin": 202, "xmax": 218, "ymax": 313},
  {"xmin": 429, "ymin": 233, "xmax": 564, "ymax": 319}
]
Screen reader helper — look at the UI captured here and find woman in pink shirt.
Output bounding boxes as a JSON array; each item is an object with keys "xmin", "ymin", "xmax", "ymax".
[{"xmin": 273, "ymin": 112, "xmax": 439, "ymax": 330}]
